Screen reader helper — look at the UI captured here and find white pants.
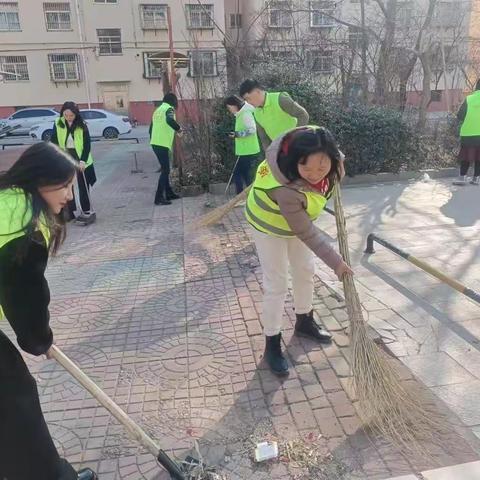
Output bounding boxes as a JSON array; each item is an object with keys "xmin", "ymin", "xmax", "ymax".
[{"xmin": 252, "ymin": 228, "xmax": 315, "ymax": 336}]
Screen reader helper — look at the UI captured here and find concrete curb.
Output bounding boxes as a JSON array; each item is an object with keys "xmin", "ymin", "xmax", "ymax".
[{"xmin": 208, "ymin": 167, "xmax": 457, "ymax": 194}]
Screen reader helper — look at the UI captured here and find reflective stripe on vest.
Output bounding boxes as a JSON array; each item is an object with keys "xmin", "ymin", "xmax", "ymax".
[
  {"xmin": 245, "ymin": 160, "xmax": 327, "ymax": 238},
  {"xmin": 253, "ymin": 92, "xmax": 298, "ymax": 142},
  {"xmin": 0, "ymin": 188, "xmax": 50, "ymax": 320},
  {"xmin": 55, "ymin": 119, "xmax": 93, "ymax": 167},
  {"xmin": 150, "ymin": 102, "xmax": 176, "ymax": 150},
  {"xmin": 460, "ymin": 91, "xmax": 480, "ymax": 137},
  {"xmin": 235, "ymin": 109, "xmax": 260, "ymax": 156}
]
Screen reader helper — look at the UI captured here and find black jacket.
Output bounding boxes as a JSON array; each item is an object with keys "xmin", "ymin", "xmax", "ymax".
[
  {"xmin": 51, "ymin": 122, "xmax": 92, "ymax": 163},
  {"xmin": 0, "ymin": 233, "xmax": 53, "ymax": 356}
]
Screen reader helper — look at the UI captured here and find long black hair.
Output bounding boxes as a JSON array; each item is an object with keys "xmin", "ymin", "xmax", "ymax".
[
  {"xmin": 277, "ymin": 126, "xmax": 342, "ymax": 195},
  {"xmin": 57, "ymin": 101, "xmax": 87, "ymax": 131},
  {"xmin": 0, "ymin": 142, "xmax": 78, "ymax": 255}
]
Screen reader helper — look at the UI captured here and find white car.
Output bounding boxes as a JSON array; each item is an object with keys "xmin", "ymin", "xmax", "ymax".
[
  {"xmin": 0, "ymin": 108, "xmax": 59, "ymax": 136},
  {"xmin": 30, "ymin": 109, "xmax": 132, "ymax": 141}
]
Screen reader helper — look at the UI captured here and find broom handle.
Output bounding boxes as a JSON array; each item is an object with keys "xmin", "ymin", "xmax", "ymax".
[
  {"xmin": 225, "ymin": 156, "xmax": 240, "ymax": 195},
  {"xmin": 48, "ymin": 345, "xmax": 185, "ymax": 479}
]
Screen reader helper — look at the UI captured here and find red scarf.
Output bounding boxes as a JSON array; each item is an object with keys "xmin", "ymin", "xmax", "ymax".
[{"xmin": 310, "ymin": 178, "xmax": 329, "ymax": 194}]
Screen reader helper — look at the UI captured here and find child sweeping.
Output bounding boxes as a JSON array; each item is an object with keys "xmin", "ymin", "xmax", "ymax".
[{"xmin": 245, "ymin": 126, "xmax": 352, "ymax": 375}]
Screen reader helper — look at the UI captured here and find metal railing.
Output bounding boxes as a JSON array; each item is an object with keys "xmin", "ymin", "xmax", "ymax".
[{"xmin": 365, "ymin": 233, "xmax": 480, "ymax": 305}]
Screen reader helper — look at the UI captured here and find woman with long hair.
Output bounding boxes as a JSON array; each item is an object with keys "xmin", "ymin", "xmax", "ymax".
[
  {"xmin": 0, "ymin": 142, "xmax": 97, "ymax": 480},
  {"xmin": 51, "ymin": 101, "xmax": 96, "ymax": 223},
  {"xmin": 245, "ymin": 126, "xmax": 352, "ymax": 375}
]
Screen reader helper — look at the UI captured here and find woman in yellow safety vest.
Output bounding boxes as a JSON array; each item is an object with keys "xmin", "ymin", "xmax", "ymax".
[
  {"xmin": 225, "ymin": 95, "xmax": 261, "ymax": 195},
  {"xmin": 149, "ymin": 92, "xmax": 181, "ymax": 205},
  {"xmin": 245, "ymin": 126, "xmax": 352, "ymax": 375},
  {"xmin": 0, "ymin": 143, "xmax": 97, "ymax": 480},
  {"xmin": 51, "ymin": 101, "xmax": 96, "ymax": 222}
]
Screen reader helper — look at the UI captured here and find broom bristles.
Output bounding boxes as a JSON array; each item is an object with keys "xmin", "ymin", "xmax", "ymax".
[
  {"xmin": 333, "ymin": 185, "xmax": 452, "ymax": 457},
  {"xmin": 188, "ymin": 186, "xmax": 251, "ymax": 231}
]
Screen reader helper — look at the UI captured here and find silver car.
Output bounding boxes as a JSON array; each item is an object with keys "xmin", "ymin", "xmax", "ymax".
[{"xmin": 0, "ymin": 108, "xmax": 59, "ymax": 136}]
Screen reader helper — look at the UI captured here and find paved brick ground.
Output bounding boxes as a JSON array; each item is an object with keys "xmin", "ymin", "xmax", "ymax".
[{"xmin": 1, "ymin": 143, "xmax": 479, "ymax": 479}]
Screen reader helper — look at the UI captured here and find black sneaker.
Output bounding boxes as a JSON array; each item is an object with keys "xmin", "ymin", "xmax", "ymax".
[
  {"xmin": 264, "ymin": 333, "xmax": 289, "ymax": 376},
  {"xmin": 295, "ymin": 310, "xmax": 332, "ymax": 343},
  {"xmin": 78, "ymin": 468, "xmax": 98, "ymax": 480},
  {"xmin": 154, "ymin": 198, "xmax": 172, "ymax": 205}
]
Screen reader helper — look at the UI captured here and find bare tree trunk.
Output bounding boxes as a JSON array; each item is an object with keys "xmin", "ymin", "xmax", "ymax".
[{"xmin": 418, "ymin": 51, "xmax": 433, "ymax": 130}]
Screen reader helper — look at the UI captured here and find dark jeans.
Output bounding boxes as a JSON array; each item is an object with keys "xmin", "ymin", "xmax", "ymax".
[
  {"xmin": 233, "ymin": 154, "xmax": 257, "ymax": 194},
  {"xmin": 0, "ymin": 331, "xmax": 77, "ymax": 480},
  {"xmin": 152, "ymin": 145, "xmax": 173, "ymax": 201},
  {"xmin": 67, "ymin": 149, "xmax": 91, "ymax": 216}
]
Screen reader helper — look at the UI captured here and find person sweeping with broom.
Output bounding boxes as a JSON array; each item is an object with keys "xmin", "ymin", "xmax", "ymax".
[
  {"xmin": 0, "ymin": 142, "xmax": 98, "ymax": 480},
  {"xmin": 245, "ymin": 126, "xmax": 352, "ymax": 375}
]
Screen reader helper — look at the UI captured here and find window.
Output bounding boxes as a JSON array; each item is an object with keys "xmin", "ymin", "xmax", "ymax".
[
  {"xmin": 230, "ymin": 13, "xmax": 241, "ymax": 28},
  {"xmin": 12, "ymin": 109, "xmax": 56, "ymax": 119},
  {"xmin": 269, "ymin": 50, "xmax": 295, "ymax": 61},
  {"xmin": 97, "ymin": 28, "xmax": 122, "ymax": 55},
  {"xmin": 396, "ymin": 1, "xmax": 413, "ymax": 29},
  {"xmin": 0, "ymin": 2, "xmax": 20, "ymax": 31},
  {"xmin": 0, "ymin": 55, "xmax": 28, "ymax": 81},
  {"xmin": 48, "ymin": 53, "xmax": 80, "ymax": 81},
  {"xmin": 140, "ymin": 4, "xmax": 167, "ymax": 29},
  {"xmin": 308, "ymin": 50, "xmax": 333, "ymax": 72},
  {"xmin": 268, "ymin": 1, "xmax": 292, "ymax": 28},
  {"xmin": 310, "ymin": 1, "xmax": 335, "ymax": 28},
  {"xmin": 44, "ymin": 3, "xmax": 71, "ymax": 31},
  {"xmin": 432, "ymin": 45, "xmax": 456, "ymax": 71},
  {"xmin": 94, "ymin": 0, "xmax": 117, "ymax": 3},
  {"xmin": 185, "ymin": 4, "xmax": 214, "ymax": 29},
  {"xmin": 348, "ymin": 26, "xmax": 365, "ymax": 49},
  {"xmin": 434, "ymin": 2, "xmax": 460, "ymax": 28},
  {"xmin": 82, "ymin": 110, "xmax": 107, "ymax": 120},
  {"xmin": 189, "ymin": 50, "xmax": 217, "ymax": 77},
  {"xmin": 143, "ymin": 51, "xmax": 164, "ymax": 78},
  {"xmin": 431, "ymin": 90, "xmax": 443, "ymax": 102}
]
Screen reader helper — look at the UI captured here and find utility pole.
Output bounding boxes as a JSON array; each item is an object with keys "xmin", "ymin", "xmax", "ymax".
[
  {"xmin": 167, "ymin": 6, "xmax": 176, "ymax": 92},
  {"xmin": 360, "ymin": 0, "xmax": 368, "ymax": 103},
  {"xmin": 74, "ymin": 0, "xmax": 91, "ymax": 108}
]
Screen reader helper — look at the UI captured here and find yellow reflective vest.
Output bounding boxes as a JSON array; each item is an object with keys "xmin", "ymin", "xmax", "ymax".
[
  {"xmin": 55, "ymin": 118, "xmax": 93, "ymax": 167},
  {"xmin": 245, "ymin": 160, "xmax": 328, "ymax": 238}
]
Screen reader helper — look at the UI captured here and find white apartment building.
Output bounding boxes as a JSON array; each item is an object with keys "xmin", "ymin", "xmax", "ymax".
[
  {"xmin": 0, "ymin": 0, "xmax": 227, "ymax": 123},
  {"xmin": 223, "ymin": 0, "xmax": 473, "ymax": 112}
]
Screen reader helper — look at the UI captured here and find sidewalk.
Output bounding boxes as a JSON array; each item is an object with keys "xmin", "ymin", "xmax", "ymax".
[{"xmin": 0, "ymin": 144, "xmax": 479, "ymax": 479}]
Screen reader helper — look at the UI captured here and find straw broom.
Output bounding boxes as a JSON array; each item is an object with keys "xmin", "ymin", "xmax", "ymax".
[
  {"xmin": 332, "ymin": 185, "xmax": 449, "ymax": 455},
  {"xmin": 192, "ymin": 184, "xmax": 451, "ymax": 455}
]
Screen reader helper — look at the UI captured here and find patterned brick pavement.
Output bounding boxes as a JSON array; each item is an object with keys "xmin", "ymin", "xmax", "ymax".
[{"xmin": 1, "ymin": 143, "xmax": 479, "ymax": 479}]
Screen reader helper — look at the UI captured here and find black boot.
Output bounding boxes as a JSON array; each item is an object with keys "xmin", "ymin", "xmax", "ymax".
[
  {"xmin": 295, "ymin": 310, "xmax": 332, "ymax": 343},
  {"xmin": 166, "ymin": 191, "xmax": 181, "ymax": 200},
  {"xmin": 264, "ymin": 333, "xmax": 289, "ymax": 376},
  {"xmin": 78, "ymin": 468, "xmax": 98, "ymax": 480},
  {"xmin": 154, "ymin": 196, "xmax": 172, "ymax": 206}
]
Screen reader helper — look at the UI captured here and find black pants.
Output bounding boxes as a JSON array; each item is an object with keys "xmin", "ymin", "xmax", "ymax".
[
  {"xmin": 152, "ymin": 145, "xmax": 173, "ymax": 201},
  {"xmin": 67, "ymin": 149, "xmax": 91, "ymax": 216},
  {"xmin": 0, "ymin": 331, "xmax": 76, "ymax": 480},
  {"xmin": 460, "ymin": 160, "xmax": 480, "ymax": 177},
  {"xmin": 233, "ymin": 154, "xmax": 257, "ymax": 194}
]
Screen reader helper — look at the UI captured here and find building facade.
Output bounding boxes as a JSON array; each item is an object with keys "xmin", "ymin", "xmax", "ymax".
[
  {"xmin": 223, "ymin": 0, "xmax": 473, "ymax": 113},
  {"xmin": 0, "ymin": 0, "xmax": 227, "ymax": 123}
]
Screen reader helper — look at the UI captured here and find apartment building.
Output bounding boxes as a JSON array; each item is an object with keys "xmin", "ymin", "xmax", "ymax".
[
  {"xmin": 224, "ymin": 0, "xmax": 473, "ymax": 112},
  {"xmin": 0, "ymin": 1, "xmax": 227, "ymax": 123}
]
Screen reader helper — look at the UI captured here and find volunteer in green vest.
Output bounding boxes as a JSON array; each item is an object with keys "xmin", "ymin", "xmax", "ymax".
[
  {"xmin": 225, "ymin": 95, "xmax": 261, "ymax": 194},
  {"xmin": 239, "ymin": 79, "xmax": 309, "ymax": 151},
  {"xmin": 0, "ymin": 142, "xmax": 98, "ymax": 480},
  {"xmin": 454, "ymin": 79, "xmax": 480, "ymax": 186},
  {"xmin": 245, "ymin": 126, "xmax": 352, "ymax": 375},
  {"xmin": 149, "ymin": 92, "xmax": 181, "ymax": 205},
  {"xmin": 51, "ymin": 101, "xmax": 96, "ymax": 222}
]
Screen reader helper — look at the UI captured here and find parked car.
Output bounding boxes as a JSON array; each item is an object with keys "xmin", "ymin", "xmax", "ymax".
[
  {"xmin": 0, "ymin": 108, "xmax": 59, "ymax": 136},
  {"xmin": 29, "ymin": 109, "xmax": 132, "ymax": 141}
]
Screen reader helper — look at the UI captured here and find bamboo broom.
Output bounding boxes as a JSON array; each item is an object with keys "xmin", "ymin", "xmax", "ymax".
[{"xmin": 332, "ymin": 185, "xmax": 450, "ymax": 455}]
